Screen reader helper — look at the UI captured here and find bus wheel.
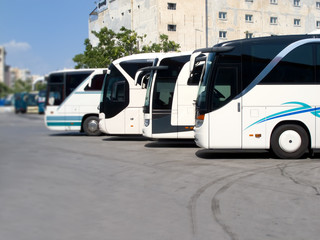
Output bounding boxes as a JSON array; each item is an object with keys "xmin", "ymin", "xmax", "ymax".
[
  {"xmin": 83, "ymin": 116, "xmax": 101, "ymax": 136},
  {"xmin": 271, "ymin": 124, "xmax": 309, "ymax": 159}
]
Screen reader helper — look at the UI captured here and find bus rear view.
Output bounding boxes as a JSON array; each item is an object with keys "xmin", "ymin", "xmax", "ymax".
[{"xmin": 45, "ymin": 69, "xmax": 107, "ymax": 136}]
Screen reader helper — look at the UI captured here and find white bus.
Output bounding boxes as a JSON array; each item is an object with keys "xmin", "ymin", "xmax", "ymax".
[
  {"xmin": 45, "ymin": 69, "xmax": 107, "ymax": 136},
  {"xmin": 99, "ymin": 53, "xmax": 160, "ymax": 135},
  {"xmin": 194, "ymin": 34, "xmax": 320, "ymax": 159},
  {"xmin": 140, "ymin": 52, "xmax": 205, "ymax": 139}
]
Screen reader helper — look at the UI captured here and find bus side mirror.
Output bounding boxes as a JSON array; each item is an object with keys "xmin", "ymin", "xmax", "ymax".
[
  {"xmin": 141, "ymin": 73, "xmax": 150, "ymax": 89},
  {"xmin": 189, "ymin": 52, "xmax": 202, "ymax": 74}
]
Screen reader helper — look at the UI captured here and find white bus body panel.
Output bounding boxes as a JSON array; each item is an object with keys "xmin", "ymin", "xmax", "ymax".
[
  {"xmin": 242, "ymin": 85, "xmax": 318, "ymax": 149},
  {"xmin": 196, "ymin": 85, "xmax": 319, "ymax": 149},
  {"xmin": 99, "ymin": 112, "xmax": 107, "ymax": 134},
  {"xmin": 208, "ymin": 99, "xmax": 242, "ymax": 148},
  {"xmin": 104, "ymin": 111, "xmax": 126, "ymax": 134},
  {"xmin": 125, "ymin": 107, "xmax": 142, "ymax": 134}
]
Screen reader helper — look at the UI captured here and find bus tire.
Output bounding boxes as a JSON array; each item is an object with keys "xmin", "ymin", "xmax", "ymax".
[
  {"xmin": 83, "ymin": 116, "xmax": 101, "ymax": 136},
  {"xmin": 271, "ymin": 124, "xmax": 309, "ymax": 159}
]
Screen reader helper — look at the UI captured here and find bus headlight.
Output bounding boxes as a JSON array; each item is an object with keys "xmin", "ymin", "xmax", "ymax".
[
  {"xmin": 195, "ymin": 114, "xmax": 204, "ymax": 128},
  {"xmin": 144, "ymin": 119, "xmax": 150, "ymax": 127}
]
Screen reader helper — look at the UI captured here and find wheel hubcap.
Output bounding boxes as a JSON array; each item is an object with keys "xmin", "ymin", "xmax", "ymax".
[
  {"xmin": 278, "ymin": 130, "xmax": 301, "ymax": 153},
  {"xmin": 88, "ymin": 120, "xmax": 98, "ymax": 132}
]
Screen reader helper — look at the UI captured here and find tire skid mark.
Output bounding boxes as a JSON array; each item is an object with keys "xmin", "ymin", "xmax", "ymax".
[
  {"xmin": 278, "ymin": 163, "xmax": 320, "ymax": 196},
  {"xmin": 188, "ymin": 164, "xmax": 282, "ymax": 239},
  {"xmin": 211, "ymin": 170, "xmax": 265, "ymax": 240},
  {"xmin": 210, "ymin": 161, "xmax": 316, "ymax": 240},
  {"xmin": 188, "ymin": 173, "xmax": 236, "ymax": 236}
]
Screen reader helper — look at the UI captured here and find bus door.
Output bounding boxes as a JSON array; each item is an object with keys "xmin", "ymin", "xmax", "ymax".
[
  {"xmin": 151, "ymin": 76, "xmax": 177, "ymax": 137},
  {"xmin": 209, "ymin": 64, "xmax": 242, "ymax": 148}
]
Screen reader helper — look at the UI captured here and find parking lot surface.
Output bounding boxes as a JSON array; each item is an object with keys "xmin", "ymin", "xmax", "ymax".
[{"xmin": 0, "ymin": 112, "xmax": 320, "ymax": 240}]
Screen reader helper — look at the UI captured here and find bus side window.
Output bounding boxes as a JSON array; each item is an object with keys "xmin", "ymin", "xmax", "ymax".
[
  {"xmin": 262, "ymin": 44, "xmax": 314, "ymax": 84},
  {"xmin": 85, "ymin": 74, "xmax": 105, "ymax": 91}
]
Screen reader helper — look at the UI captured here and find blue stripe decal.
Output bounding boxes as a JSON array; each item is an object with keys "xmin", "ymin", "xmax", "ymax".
[
  {"xmin": 46, "ymin": 116, "xmax": 82, "ymax": 121},
  {"xmin": 245, "ymin": 102, "xmax": 320, "ymax": 130},
  {"xmin": 47, "ymin": 122, "xmax": 82, "ymax": 127}
]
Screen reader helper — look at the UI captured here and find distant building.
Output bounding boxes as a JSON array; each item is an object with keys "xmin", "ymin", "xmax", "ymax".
[
  {"xmin": 9, "ymin": 67, "xmax": 32, "ymax": 87},
  {"xmin": 0, "ymin": 46, "xmax": 5, "ymax": 84},
  {"xmin": 89, "ymin": 0, "xmax": 320, "ymax": 51},
  {"xmin": 210, "ymin": 0, "xmax": 320, "ymax": 43},
  {"xmin": 89, "ymin": 0, "xmax": 206, "ymax": 51}
]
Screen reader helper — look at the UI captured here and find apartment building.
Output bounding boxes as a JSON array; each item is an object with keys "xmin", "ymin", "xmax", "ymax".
[
  {"xmin": 89, "ymin": 0, "xmax": 206, "ymax": 51},
  {"xmin": 89, "ymin": 0, "xmax": 320, "ymax": 51},
  {"xmin": 213, "ymin": 0, "xmax": 320, "ymax": 43}
]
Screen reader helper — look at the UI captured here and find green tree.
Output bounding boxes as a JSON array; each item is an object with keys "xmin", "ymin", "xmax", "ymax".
[
  {"xmin": 73, "ymin": 27, "xmax": 181, "ymax": 69},
  {"xmin": 116, "ymin": 27, "xmax": 145, "ymax": 56},
  {"xmin": 12, "ymin": 79, "xmax": 32, "ymax": 93},
  {"xmin": 73, "ymin": 27, "xmax": 124, "ymax": 69},
  {"xmin": 142, "ymin": 34, "xmax": 180, "ymax": 53},
  {"xmin": 34, "ymin": 81, "xmax": 47, "ymax": 91},
  {"xmin": 0, "ymin": 82, "xmax": 12, "ymax": 98}
]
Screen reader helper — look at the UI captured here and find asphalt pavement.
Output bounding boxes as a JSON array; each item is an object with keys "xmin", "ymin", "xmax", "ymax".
[{"xmin": 0, "ymin": 112, "xmax": 320, "ymax": 240}]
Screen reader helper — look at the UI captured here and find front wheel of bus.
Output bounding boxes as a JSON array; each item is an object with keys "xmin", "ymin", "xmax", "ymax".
[
  {"xmin": 271, "ymin": 124, "xmax": 309, "ymax": 159},
  {"xmin": 83, "ymin": 116, "xmax": 101, "ymax": 136}
]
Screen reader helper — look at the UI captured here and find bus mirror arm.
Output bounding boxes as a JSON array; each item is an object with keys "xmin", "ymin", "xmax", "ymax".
[
  {"xmin": 135, "ymin": 66, "xmax": 169, "ymax": 87},
  {"xmin": 103, "ymin": 69, "xmax": 110, "ymax": 75},
  {"xmin": 190, "ymin": 46, "xmax": 235, "ymax": 73}
]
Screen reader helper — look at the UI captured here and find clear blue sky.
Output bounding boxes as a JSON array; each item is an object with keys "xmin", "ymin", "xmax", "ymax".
[{"xmin": 0, "ymin": 0, "xmax": 96, "ymax": 76}]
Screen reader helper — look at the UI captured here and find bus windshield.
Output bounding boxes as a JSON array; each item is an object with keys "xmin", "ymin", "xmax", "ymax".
[
  {"xmin": 143, "ymin": 68, "xmax": 156, "ymax": 113},
  {"xmin": 103, "ymin": 64, "xmax": 125, "ymax": 102},
  {"xmin": 196, "ymin": 52, "xmax": 215, "ymax": 113}
]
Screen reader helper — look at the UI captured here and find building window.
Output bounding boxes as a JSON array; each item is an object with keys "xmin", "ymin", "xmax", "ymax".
[
  {"xmin": 316, "ymin": 21, "xmax": 320, "ymax": 28},
  {"xmin": 219, "ymin": 12, "xmax": 227, "ymax": 20},
  {"xmin": 168, "ymin": 24, "xmax": 176, "ymax": 31},
  {"xmin": 219, "ymin": 31, "xmax": 227, "ymax": 39},
  {"xmin": 270, "ymin": 0, "xmax": 278, "ymax": 4},
  {"xmin": 246, "ymin": 32, "xmax": 253, "ymax": 38},
  {"xmin": 294, "ymin": 0, "xmax": 300, "ymax": 7},
  {"xmin": 167, "ymin": 3, "xmax": 176, "ymax": 10},
  {"xmin": 270, "ymin": 17, "xmax": 278, "ymax": 25},
  {"xmin": 245, "ymin": 14, "xmax": 253, "ymax": 22},
  {"xmin": 294, "ymin": 18, "xmax": 301, "ymax": 26},
  {"xmin": 317, "ymin": 2, "xmax": 320, "ymax": 9}
]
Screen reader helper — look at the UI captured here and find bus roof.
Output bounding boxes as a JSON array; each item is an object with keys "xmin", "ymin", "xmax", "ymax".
[
  {"xmin": 111, "ymin": 51, "xmax": 192, "ymax": 66},
  {"xmin": 47, "ymin": 68, "xmax": 108, "ymax": 75},
  {"xmin": 215, "ymin": 34, "xmax": 320, "ymax": 48}
]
